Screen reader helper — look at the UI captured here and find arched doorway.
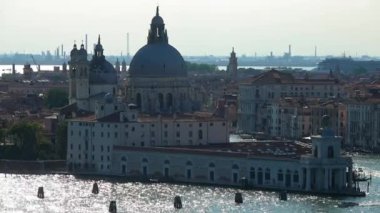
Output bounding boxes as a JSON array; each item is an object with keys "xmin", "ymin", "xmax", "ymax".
[{"xmin": 121, "ymin": 156, "xmax": 127, "ymax": 175}]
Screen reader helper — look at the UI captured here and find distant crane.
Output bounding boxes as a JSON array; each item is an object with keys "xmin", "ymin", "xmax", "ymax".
[{"xmin": 30, "ymin": 55, "xmax": 40, "ymax": 71}]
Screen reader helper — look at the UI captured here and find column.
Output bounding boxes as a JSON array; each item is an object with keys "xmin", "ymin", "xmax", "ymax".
[
  {"xmin": 342, "ymin": 168, "xmax": 346, "ymax": 189},
  {"xmin": 324, "ymin": 168, "xmax": 329, "ymax": 191},
  {"xmin": 306, "ymin": 168, "xmax": 311, "ymax": 191},
  {"xmin": 348, "ymin": 166, "xmax": 353, "ymax": 189}
]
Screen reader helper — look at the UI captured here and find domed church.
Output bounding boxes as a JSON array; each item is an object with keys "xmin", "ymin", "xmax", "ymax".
[
  {"xmin": 68, "ymin": 36, "xmax": 118, "ymax": 112},
  {"xmin": 127, "ymin": 7, "xmax": 199, "ymax": 114}
]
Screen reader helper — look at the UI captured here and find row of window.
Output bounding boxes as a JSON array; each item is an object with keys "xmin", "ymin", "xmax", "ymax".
[
  {"xmin": 71, "ymin": 129, "xmax": 205, "ymax": 140},
  {"xmin": 74, "ymin": 122, "xmax": 224, "ymax": 128},
  {"xmin": 69, "ymin": 153, "xmax": 111, "ymax": 162}
]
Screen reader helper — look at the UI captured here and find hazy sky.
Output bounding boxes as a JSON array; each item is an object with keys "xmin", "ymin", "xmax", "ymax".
[{"xmin": 0, "ymin": 0, "xmax": 379, "ymax": 56}]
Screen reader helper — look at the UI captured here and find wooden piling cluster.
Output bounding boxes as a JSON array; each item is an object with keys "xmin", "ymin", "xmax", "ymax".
[
  {"xmin": 37, "ymin": 187, "xmax": 44, "ymax": 199},
  {"xmin": 174, "ymin": 196, "xmax": 182, "ymax": 209},
  {"xmin": 235, "ymin": 192, "xmax": 243, "ymax": 204},
  {"xmin": 109, "ymin": 201, "xmax": 117, "ymax": 213},
  {"xmin": 32, "ymin": 181, "xmax": 294, "ymax": 211},
  {"xmin": 92, "ymin": 182, "xmax": 99, "ymax": 194}
]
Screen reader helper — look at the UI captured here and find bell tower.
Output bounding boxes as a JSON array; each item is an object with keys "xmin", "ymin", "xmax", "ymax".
[
  {"xmin": 227, "ymin": 47, "xmax": 238, "ymax": 81},
  {"xmin": 69, "ymin": 43, "xmax": 90, "ymax": 110}
]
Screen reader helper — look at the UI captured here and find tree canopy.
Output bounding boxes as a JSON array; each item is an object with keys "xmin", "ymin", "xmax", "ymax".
[
  {"xmin": 45, "ymin": 88, "xmax": 68, "ymax": 108},
  {"xmin": 185, "ymin": 61, "xmax": 218, "ymax": 73}
]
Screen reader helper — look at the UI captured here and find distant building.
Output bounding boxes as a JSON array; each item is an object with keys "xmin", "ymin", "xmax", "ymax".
[
  {"xmin": 227, "ymin": 48, "xmax": 238, "ymax": 81},
  {"xmin": 238, "ymin": 70, "xmax": 345, "ymax": 133},
  {"xmin": 115, "ymin": 58, "xmax": 121, "ymax": 73},
  {"xmin": 318, "ymin": 57, "xmax": 380, "ymax": 73},
  {"xmin": 121, "ymin": 59, "xmax": 127, "ymax": 72},
  {"xmin": 346, "ymin": 98, "xmax": 380, "ymax": 151}
]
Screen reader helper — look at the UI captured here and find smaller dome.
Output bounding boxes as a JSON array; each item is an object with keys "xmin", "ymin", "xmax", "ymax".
[
  {"xmin": 79, "ymin": 44, "xmax": 87, "ymax": 56},
  {"xmin": 70, "ymin": 44, "xmax": 78, "ymax": 57},
  {"xmin": 151, "ymin": 6, "xmax": 164, "ymax": 25},
  {"xmin": 151, "ymin": 15, "xmax": 164, "ymax": 25}
]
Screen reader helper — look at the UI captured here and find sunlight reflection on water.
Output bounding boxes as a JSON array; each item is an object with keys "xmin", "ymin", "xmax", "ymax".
[{"xmin": 0, "ymin": 155, "xmax": 379, "ymax": 212}]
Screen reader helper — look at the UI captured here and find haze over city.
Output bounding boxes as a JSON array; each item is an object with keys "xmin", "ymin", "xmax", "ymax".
[{"xmin": 1, "ymin": 0, "xmax": 380, "ymax": 56}]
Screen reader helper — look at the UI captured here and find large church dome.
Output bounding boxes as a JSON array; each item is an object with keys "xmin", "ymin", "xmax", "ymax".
[{"xmin": 129, "ymin": 7, "xmax": 187, "ymax": 78}]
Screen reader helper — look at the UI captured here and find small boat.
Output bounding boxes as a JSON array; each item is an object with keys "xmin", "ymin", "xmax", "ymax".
[{"xmin": 338, "ymin": 202, "xmax": 359, "ymax": 208}]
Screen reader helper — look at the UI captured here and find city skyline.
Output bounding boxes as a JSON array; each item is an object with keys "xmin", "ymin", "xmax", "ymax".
[{"xmin": 0, "ymin": 0, "xmax": 379, "ymax": 56}]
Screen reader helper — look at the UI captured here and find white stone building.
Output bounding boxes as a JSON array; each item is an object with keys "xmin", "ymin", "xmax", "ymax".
[
  {"xmin": 238, "ymin": 70, "xmax": 345, "ymax": 133},
  {"xmin": 109, "ymin": 125, "xmax": 358, "ymax": 195},
  {"xmin": 346, "ymin": 99, "xmax": 380, "ymax": 151},
  {"xmin": 66, "ymin": 98, "xmax": 229, "ymax": 172}
]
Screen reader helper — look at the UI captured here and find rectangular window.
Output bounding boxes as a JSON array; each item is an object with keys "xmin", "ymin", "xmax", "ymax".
[
  {"xmin": 278, "ymin": 173, "xmax": 283, "ymax": 181},
  {"xmin": 114, "ymin": 132, "xmax": 118, "ymax": 138}
]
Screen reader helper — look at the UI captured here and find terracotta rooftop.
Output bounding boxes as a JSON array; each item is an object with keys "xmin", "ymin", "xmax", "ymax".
[
  {"xmin": 71, "ymin": 111, "xmax": 225, "ymax": 123},
  {"xmin": 114, "ymin": 141, "xmax": 312, "ymax": 161},
  {"xmin": 240, "ymin": 69, "xmax": 340, "ymax": 85}
]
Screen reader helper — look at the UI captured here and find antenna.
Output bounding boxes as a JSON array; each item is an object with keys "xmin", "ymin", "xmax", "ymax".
[
  {"xmin": 85, "ymin": 34, "xmax": 88, "ymax": 50},
  {"xmin": 127, "ymin": 33, "xmax": 130, "ymax": 57},
  {"xmin": 314, "ymin": 46, "xmax": 317, "ymax": 57}
]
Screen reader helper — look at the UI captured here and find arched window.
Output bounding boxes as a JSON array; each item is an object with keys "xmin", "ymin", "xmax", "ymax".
[
  {"xmin": 328, "ymin": 146, "xmax": 334, "ymax": 158},
  {"xmin": 250, "ymin": 167, "xmax": 255, "ymax": 179},
  {"xmin": 158, "ymin": 93, "xmax": 164, "ymax": 110},
  {"xmin": 142, "ymin": 158, "xmax": 148, "ymax": 163},
  {"xmin": 277, "ymin": 169, "xmax": 283, "ymax": 181},
  {"xmin": 164, "ymin": 160, "xmax": 170, "ymax": 165},
  {"xmin": 265, "ymin": 168, "xmax": 271, "ymax": 181},
  {"xmin": 232, "ymin": 164, "xmax": 239, "ymax": 170},
  {"xmin": 293, "ymin": 171, "xmax": 299, "ymax": 183},
  {"xmin": 198, "ymin": 130, "xmax": 203, "ymax": 140},
  {"xmin": 209, "ymin": 163, "xmax": 215, "ymax": 168},
  {"xmin": 186, "ymin": 161, "xmax": 193, "ymax": 166},
  {"xmin": 166, "ymin": 93, "xmax": 173, "ymax": 109},
  {"xmin": 121, "ymin": 156, "xmax": 127, "ymax": 162}
]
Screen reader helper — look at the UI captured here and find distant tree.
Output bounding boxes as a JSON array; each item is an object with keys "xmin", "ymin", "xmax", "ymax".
[
  {"xmin": 45, "ymin": 88, "xmax": 68, "ymax": 108},
  {"xmin": 353, "ymin": 67, "xmax": 368, "ymax": 76},
  {"xmin": 7, "ymin": 121, "xmax": 47, "ymax": 160},
  {"xmin": 55, "ymin": 121, "xmax": 68, "ymax": 159},
  {"xmin": 0, "ymin": 128, "xmax": 6, "ymax": 145},
  {"xmin": 185, "ymin": 61, "xmax": 218, "ymax": 72}
]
